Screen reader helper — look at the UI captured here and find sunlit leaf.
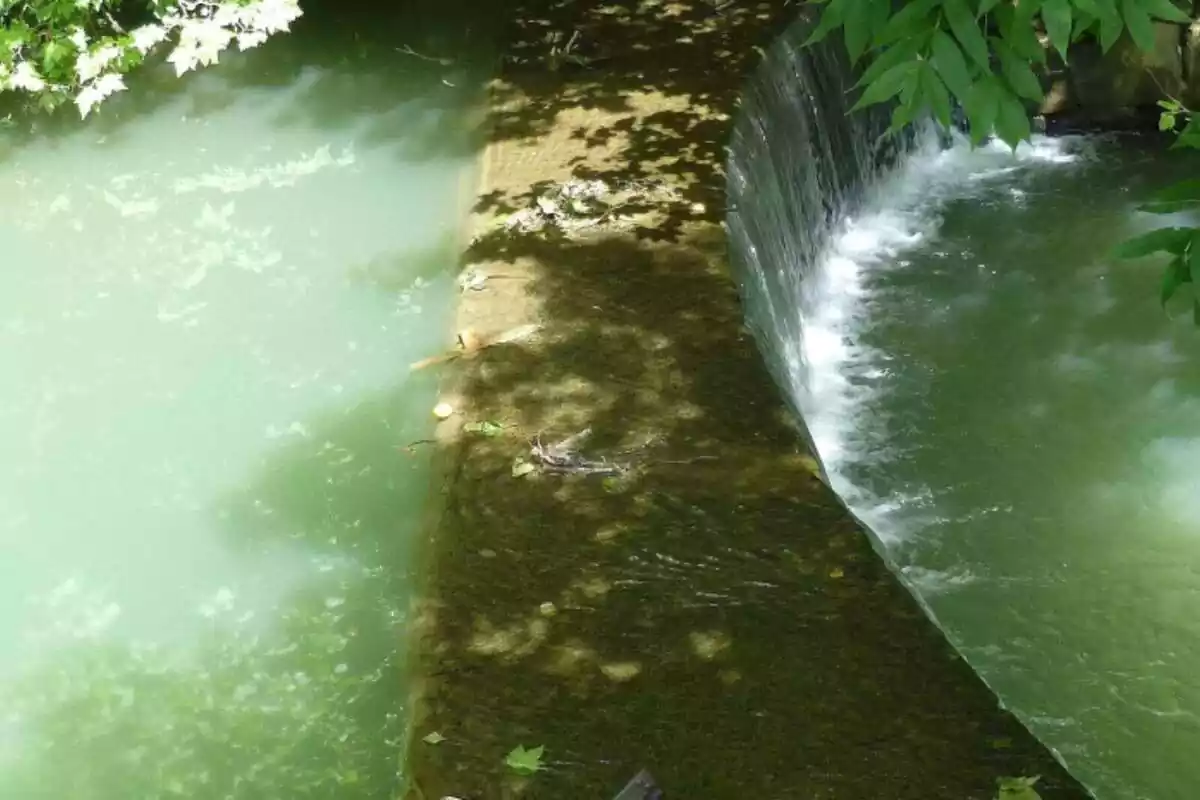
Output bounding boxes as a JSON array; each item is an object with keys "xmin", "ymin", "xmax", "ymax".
[
  {"xmin": 505, "ymin": 744, "xmax": 546, "ymax": 776},
  {"xmin": 997, "ymin": 774, "xmax": 1043, "ymax": 800}
]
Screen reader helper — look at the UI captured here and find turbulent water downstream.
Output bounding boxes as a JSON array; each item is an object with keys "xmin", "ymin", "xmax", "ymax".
[{"xmin": 729, "ymin": 18, "xmax": 1200, "ymax": 800}]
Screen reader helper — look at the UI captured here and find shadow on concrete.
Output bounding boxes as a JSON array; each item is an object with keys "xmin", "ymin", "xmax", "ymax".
[{"xmin": 404, "ymin": 1, "xmax": 1095, "ymax": 799}]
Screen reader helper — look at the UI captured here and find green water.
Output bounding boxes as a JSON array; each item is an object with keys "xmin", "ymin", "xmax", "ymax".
[
  {"xmin": 836, "ymin": 134, "xmax": 1200, "ymax": 800},
  {"xmin": 0, "ymin": 4, "xmax": 487, "ymax": 797}
]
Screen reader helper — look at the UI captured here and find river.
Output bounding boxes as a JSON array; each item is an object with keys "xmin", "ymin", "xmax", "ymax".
[
  {"xmin": 0, "ymin": 2, "xmax": 489, "ymax": 797},
  {"xmin": 806, "ymin": 132, "xmax": 1200, "ymax": 800}
]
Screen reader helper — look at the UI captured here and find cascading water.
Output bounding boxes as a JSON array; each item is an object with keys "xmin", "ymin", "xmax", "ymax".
[{"xmin": 729, "ymin": 14, "xmax": 1200, "ymax": 800}]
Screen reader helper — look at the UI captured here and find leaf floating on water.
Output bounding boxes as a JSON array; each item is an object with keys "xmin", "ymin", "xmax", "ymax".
[
  {"xmin": 512, "ymin": 460, "xmax": 536, "ymax": 478},
  {"xmin": 422, "ymin": 731, "xmax": 446, "ymax": 745},
  {"xmin": 828, "ymin": 567, "xmax": 845, "ymax": 579},
  {"xmin": 997, "ymin": 775, "xmax": 1042, "ymax": 800},
  {"xmin": 463, "ymin": 420, "xmax": 505, "ymax": 437},
  {"xmin": 504, "ymin": 744, "xmax": 545, "ymax": 775}
]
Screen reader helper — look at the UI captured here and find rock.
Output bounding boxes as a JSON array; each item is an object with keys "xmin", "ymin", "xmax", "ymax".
[{"xmin": 1041, "ymin": 24, "xmax": 1186, "ymax": 126}]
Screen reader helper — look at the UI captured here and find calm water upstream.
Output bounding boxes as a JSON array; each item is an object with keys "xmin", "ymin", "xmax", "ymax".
[
  {"xmin": 0, "ymin": 3, "xmax": 489, "ymax": 796},
  {"xmin": 803, "ymin": 133, "xmax": 1200, "ymax": 800}
]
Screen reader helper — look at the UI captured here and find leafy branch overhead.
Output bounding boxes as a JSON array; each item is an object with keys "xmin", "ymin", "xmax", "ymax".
[
  {"xmin": 810, "ymin": 0, "xmax": 1200, "ymax": 322},
  {"xmin": 0, "ymin": 0, "xmax": 301, "ymax": 117},
  {"xmin": 806, "ymin": 0, "xmax": 1191, "ymax": 148}
]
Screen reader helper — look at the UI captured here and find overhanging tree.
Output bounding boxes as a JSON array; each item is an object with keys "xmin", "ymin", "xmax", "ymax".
[
  {"xmin": 808, "ymin": 0, "xmax": 1200, "ymax": 317},
  {"xmin": 0, "ymin": 0, "xmax": 301, "ymax": 117}
]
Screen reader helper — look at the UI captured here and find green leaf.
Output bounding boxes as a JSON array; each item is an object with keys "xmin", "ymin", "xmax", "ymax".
[
  {"xmin": 41, "ymin": 39, "xmax": 74, "ymax": 75},
  {"xmin": 1071, "ymin": 13, "xmax": 1099, "ymax": 40},
  {"xmin": 921, "ymin": 63, "xmax": 954, "ymax": 127},
  {"xmin": 875, "ymin": 0, "xmax": 941, "ymax": 46},
  {"xmin": 944, "ymin": 0, "xmax": 992, "ymax": 70},
  {"xmin": 997, "ymin": 775, "xmax": 1043, "ymax": 800},
  {"xmin": 851, "ymin": 60, "xmax": 919, "ymax": 110},
  {"xmin": 1042, "ymin": 0, "xmax": 1074, "ymax": 59},
  {"xmin": 1111, "ymin": 226, "xmax": 1193, "ymax": 258},
  {"xmin": 463, "ymin": 420, "xmax": 505, "ymax": 436},
  {"xmin": 505, "ymin": 744, "xmax": 546, "ymax": 776},
  {"xmin": 888, "ymin": 103, "xmax": 916, "ymax": 133},
  {"xmin": 1121, "ymin": 0, "xmax": 1157, "ymax": 55},
  {"xmin": 1097, "ymin": 0, "xmax": 1125, "ymax": 50},
  {"xmin": 963, "ymin": 76, "xmax": 1001, "ymax": 143},
  {"xmin": 1192, "ymin": 297, "xmax": 1200, "ymax": 326},
  {"xmin": 804, "ymin": 0, "xmax": 847, "ymax": 47},
  {"xmin": 1149, "ymin": 178, "xmax": 1200, "ymax": 204},
  {"xmin": 888, "ymin": 72, "xmax": 921, "ymax": 134},
  {"xmin": 930, "ymin": 30, "xmax": 972, "ymax": 99},
  {"xmin": 1142, "ymin": 0, "xmax": 1191, "ymax": 23},
  {"xmin": 1161, "ymin": 254, "xmax": 1191, "ymax": 306},
  {"xmin": 995, "ymin": 89, "xmax": 1032, "ymax": 149},
  {"xmin": 979, "ymin": 0, "xmax": 1003, "ymax": 14},
  {"xmin": 995, "ymin": 38, "xmax": 1045, "ymax": 101},
  {"xmin": 868, "ymin": 0, "xmax": 893, "ymax": 40},
  {"xmin": 843, "ymin": 0, "xmax": 876, "ymax": 62},
  {"xmin": 853, "ymin": 35, "xmax": 926, "ymax": 90},
  {"xmin": 1072, "ymin": 0, "xmax": 1099, "ymax": 14}
]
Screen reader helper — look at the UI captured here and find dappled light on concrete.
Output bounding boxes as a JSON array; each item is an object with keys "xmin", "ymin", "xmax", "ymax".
[{"xmin": 404, "ymin": 1, "xmax": 1092, "ymax": 799}]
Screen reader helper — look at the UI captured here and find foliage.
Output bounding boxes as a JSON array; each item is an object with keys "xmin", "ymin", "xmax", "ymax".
[
  {"xmin": 997, "ymin": 774, "xmax": 1042, "ymax": 800},
  {"xmin": 0, "ymin": 0, "xmax": 301, "ymax": 118},
  {"xmin": 807, "ymin": 0, "xmax": 1189, "ymax": 148},
  {"xmin": 503, "ymin": 744, "xmax": 545, "ymax": 775},
  {"xmin": 808, "ymin": 0, "xmax": 1200, "ymax": 319}
]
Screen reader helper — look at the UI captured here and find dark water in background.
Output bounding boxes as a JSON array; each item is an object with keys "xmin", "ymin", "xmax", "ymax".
[
  {"xmin": 728, "ymin": 15, "xmax": 1200, "ymax": 800},
  {"xmin": 0, "ymin": 1, "xmax": 493, "ymax": 796}
]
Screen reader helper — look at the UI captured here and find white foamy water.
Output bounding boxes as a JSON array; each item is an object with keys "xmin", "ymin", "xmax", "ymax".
[{"xmin": 791, "ymin": 132, "xmax": 1087, "ymax": 541}]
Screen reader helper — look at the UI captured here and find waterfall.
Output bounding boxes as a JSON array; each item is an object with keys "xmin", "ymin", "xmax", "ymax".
[
  {"xmin": 725, "ymin": 15, "xmax": 1074, "ymax": 534},
  {"xmin": 723, "ymin": 14, "xmax": 1108, "ymax": 797},
  {"xmin": 725, "ymin": 16, "xmax": 920, "ymax": 476}
]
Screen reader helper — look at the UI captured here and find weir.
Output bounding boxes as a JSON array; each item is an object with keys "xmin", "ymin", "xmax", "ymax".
[{"xmin": 729, "ymin": 12, "xmax": 1200, "ymax": 800}]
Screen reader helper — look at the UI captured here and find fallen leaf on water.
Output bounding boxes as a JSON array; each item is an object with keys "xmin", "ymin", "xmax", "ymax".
[
  {"xmin": 464, "ymin": 420, "xmax": 505, "ymax": 437},
  {"xmin": 504, "ymin": 744, "xmax": 545, "ymax": 775},
  {"xmin": 997, "ymin": 775, "xmax": 1042, "ymax": 800},
  {"xmin": 432, "ymin": 402, "xmax": 455, "ymax": 419},
  {"xmin": 422, "ymin": 731, "xmax": 446, "ymax": 745},
  {"xmin": 828, "ymin": 567, "xmax": 844, "ymax": 579},
  {"xmin": 512, "ymin": 460, "xmax": 536, "ymax": 478}
]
